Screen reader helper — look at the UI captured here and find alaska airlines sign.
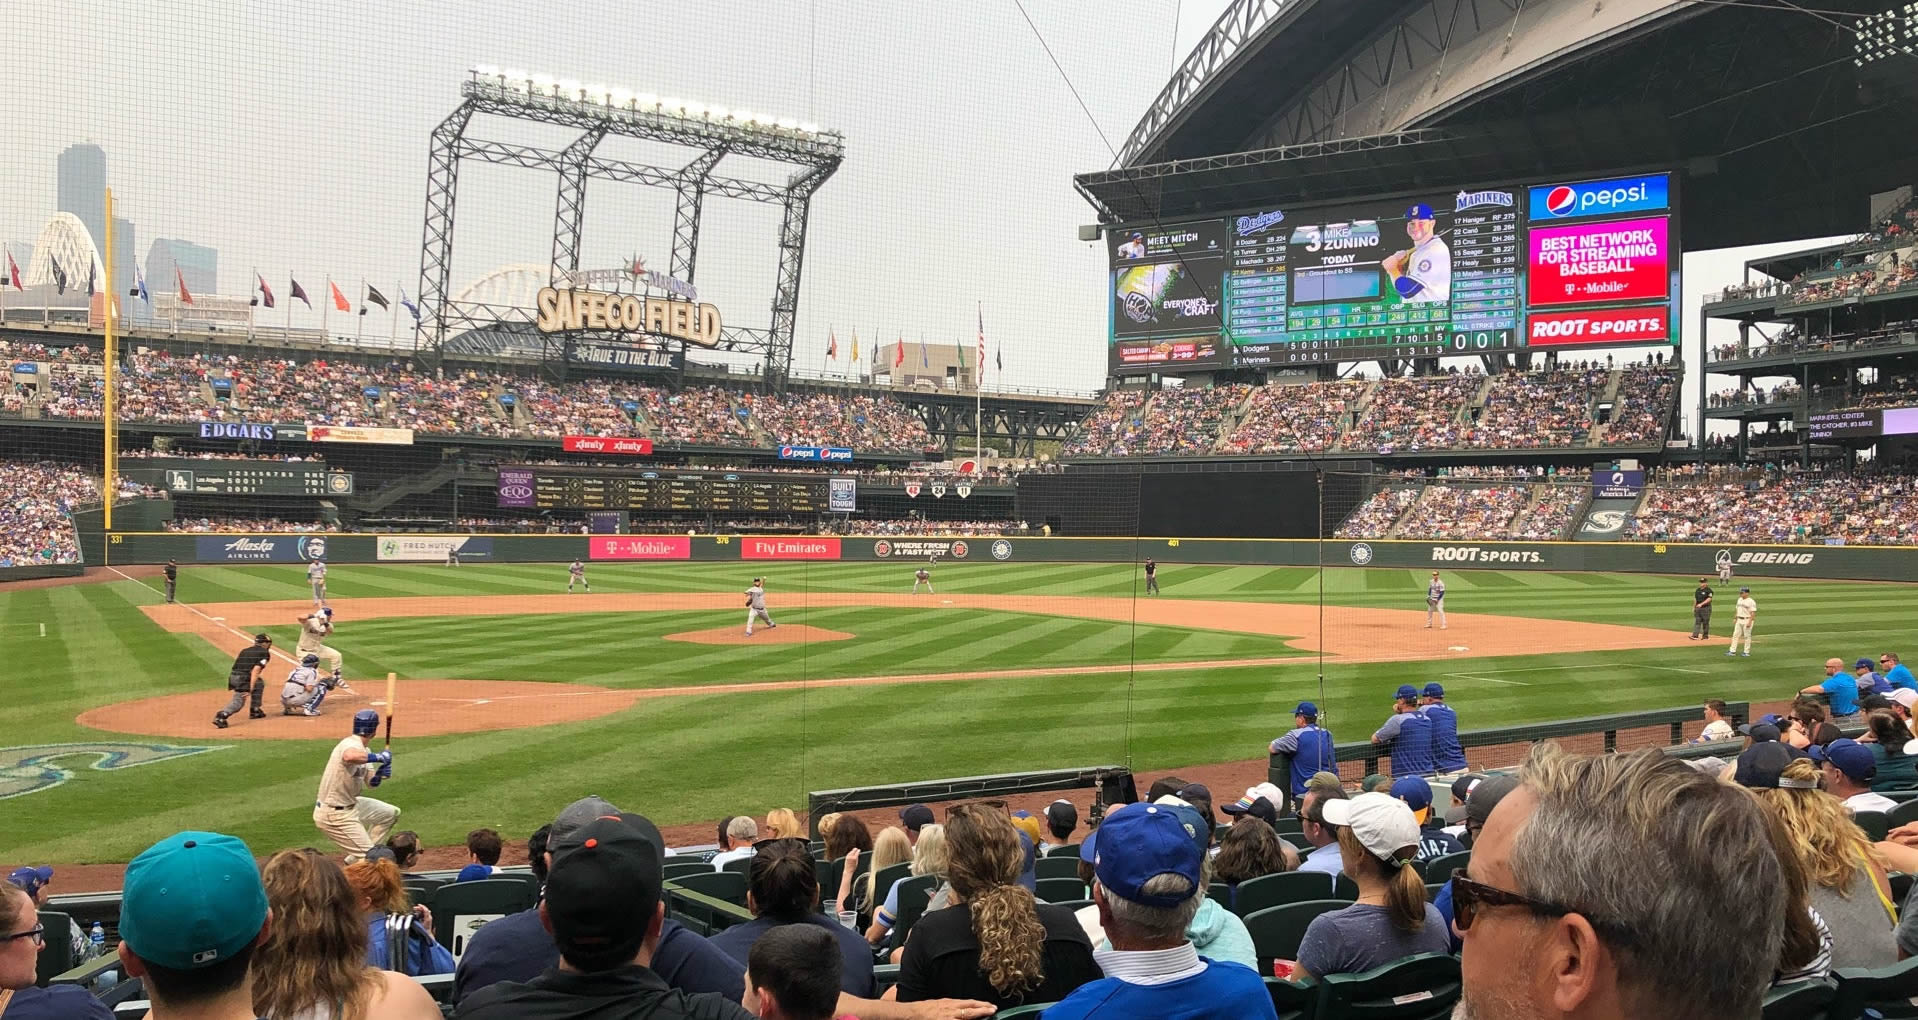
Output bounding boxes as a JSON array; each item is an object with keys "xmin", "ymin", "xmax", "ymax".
[{"xmin": 534, "ymin": 287, "xmax": 722, "ymax": 348}]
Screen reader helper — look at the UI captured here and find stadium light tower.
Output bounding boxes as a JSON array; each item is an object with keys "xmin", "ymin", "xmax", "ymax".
[{"xmin": 415, "ymin": 67, "xmax": 844, "ymax": 383}]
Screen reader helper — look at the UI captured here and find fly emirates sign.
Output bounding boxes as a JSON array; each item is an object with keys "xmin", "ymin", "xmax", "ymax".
[{"xmin": 535, "ymin": 287, "xmax": 723, "ymax": 347}]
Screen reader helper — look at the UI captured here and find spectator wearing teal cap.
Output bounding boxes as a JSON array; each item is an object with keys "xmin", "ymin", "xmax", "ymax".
[{"xmin": 112, "ymin": 831, "xmax": 271, "ymax": 1020}]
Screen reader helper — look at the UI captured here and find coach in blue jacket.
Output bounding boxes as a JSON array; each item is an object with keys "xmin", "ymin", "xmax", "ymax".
[
  {"xmin": 1419, "ymin": 683, "xmax": 1469, "ymax": 777},
  {"xmin": 1372, "ymin": 684, "xmax": 1436, "ymax": 777},
  {"xmin": 1269, "ymin": 701, "xmax": 1337, "ymax": 808}
]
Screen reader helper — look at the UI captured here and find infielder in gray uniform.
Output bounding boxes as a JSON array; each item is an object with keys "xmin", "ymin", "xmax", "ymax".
[
  {"xmin": 307, "ymin": 559, "xmax": 328, "ymax": 606},
  {"xmin": 744, "ymin": 578, "xmax": 777, "ymax": 636},
  {"xmin": 1426, "ymin": 571, "xmax": 1447, "ymax": 629}
]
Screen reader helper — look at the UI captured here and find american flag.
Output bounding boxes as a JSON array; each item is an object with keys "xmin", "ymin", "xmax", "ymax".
[{"xmin": 976, "ymin": 304, "xmax": 985, "ymax": 379}]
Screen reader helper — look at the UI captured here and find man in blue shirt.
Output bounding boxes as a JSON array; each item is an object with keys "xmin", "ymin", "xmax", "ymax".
[
  {"xmin": 1419, "ymin": 682, "xmax": 1468, "ymax": 777},
  {"xmin": 1883, "ymin": 654, "xmax": 1917, "ymax": 692},
  {"xmin": 1371, "ymin": 684, "xmax": 1437, "ymax": 776},
  {"xmin": 1803, "ymin": 657, "xmax": 1863, "ymax": 722},
  {"xmin": 1269, "ymin": 701, "xmax": 1336, "ymax": 811}
]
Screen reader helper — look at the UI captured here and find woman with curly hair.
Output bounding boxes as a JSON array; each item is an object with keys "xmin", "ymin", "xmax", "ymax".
[
  {"xmin": 1754, "ymin": 758, "xmax": 1897, "ymax": 969},
  {"xmin": 891, "ymin": 803, "xmax": 1099, "ymax": 1009},
  {"xmin": 251, "ymin": 849, "xmax": 441, "ymax": 1020},
  {"xmin": 342, "ymin": 852, "xmax": 455, "ymax": 976}
]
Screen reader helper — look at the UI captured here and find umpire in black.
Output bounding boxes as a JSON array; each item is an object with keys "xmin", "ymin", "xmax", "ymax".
[
  {"xmin": 1691, "ymin": 577, "xmax": 1714, "ymax": 640},
  {"xmin": 163, "ymin": 559, "xmax": 178, "ymax": 603},
  {"xmin": 214, "ymin": 634, "xmax": 274, "ymax": 728}
]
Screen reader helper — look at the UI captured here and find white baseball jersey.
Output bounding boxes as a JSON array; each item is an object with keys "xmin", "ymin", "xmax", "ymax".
[
  {"xmin": 297, "ymin": 614, "xmax": 331, "ymax": 652},
  {"xmin": 1401, "ymin": 235, "xmax": 1451, "ymax": 303},
  {"xmin": 307, "ymin": 562, "xmax": 327, "ymax": 582},
  {"xmin": 281, "ymin": 666, "xmax": 320, "ymax": 701},
  {"xmin": 745, "ymin": 585, "xmax": 767, "ymax": 610},
  {"xmin": 1735, "ymin": 595, "xmax": 1756, "ymax": 622},
  {"xmin": 1117, "ymin": 240, "xmax": 1146, "ymax": 259}
]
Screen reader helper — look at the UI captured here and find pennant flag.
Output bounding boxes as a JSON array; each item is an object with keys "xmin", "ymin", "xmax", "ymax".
[
  {"xmin": 257, "ymin": 273, "xmax": 275, "ymax": 309},
  {"xmin": 176, "ymin": 267, "xmax": 194, "ymax": 305},
  {"xmin": 329, "ymin": 280, "xmax": 350, "ymax": 311},
  {"xmin": 364, "ymin": 284, "xmax": 390, "ymax": 312},
  {"xmin": 850, "ymin": 330, "xmax": 859, "ymax": 362},
  {"xmin": 50, "ymin": 256, "xmax": 67, "ymax": 295},
  {"xmin": 291, "ymin": 277, "xmax": 311, "ymax": 308},
  {"xmin": 920, "ymin": 337, "xmax": 928, "ymax": 367},
  {"xmin": 399, "ymin": 286, "xmax": 421, "ymax": 322},
  {"xmin": 826, "ymin": 328, "xmax": 838, "ymax": 360},
  {"xmin": 5, "ymin": 250, "xmax": 20, "ymax": 290},
  {"xmin": 86, "ymin": 262, "xmax": 96, "ymax": 298},
  {"xmin": 894, "ymin": 337, "xmax": 905, "ymax": 367}
]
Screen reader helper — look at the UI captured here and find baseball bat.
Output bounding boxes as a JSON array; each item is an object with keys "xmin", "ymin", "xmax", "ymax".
[{"xmin": 383, "ymin": 672, "xmax": 396, "ymax": 750}]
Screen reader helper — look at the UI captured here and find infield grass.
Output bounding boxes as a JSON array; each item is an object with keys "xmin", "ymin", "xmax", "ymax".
[{"xmin": 1, "ymin": 562, "xmax": 1903, "ymax": 865}]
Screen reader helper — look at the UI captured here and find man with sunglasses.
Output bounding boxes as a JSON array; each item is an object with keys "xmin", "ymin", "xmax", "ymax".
[
  {"xmin": 1452, "ymin": 744, "xmax": 1787, "ymax": 1020},
  {"xmin": 1882, "ymin": 653, "xmax": 1916, "ymax": 693}
]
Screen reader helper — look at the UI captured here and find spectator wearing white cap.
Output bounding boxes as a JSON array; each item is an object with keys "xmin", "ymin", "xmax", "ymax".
[{"xmin": 1287, "ymin": 793, "xmax": 1448, "ymax": 980}]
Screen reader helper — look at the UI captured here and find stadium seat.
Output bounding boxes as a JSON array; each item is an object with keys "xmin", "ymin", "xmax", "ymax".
[
  {"xmin": 1045, "ymin": 843, "xmax": 1082, "ymax": 859},
  {"xmin": 1274, "ymin": 817, "xmax": 1305, "ymax": 836},
  {"xmin": 721, "ymin": 855, "xmax": 752, "ymax": 875},
  {"xmin": 1036, "ymin": 857, "xmax": 1082, "ymax": 880},
  {"xmin": 1334, "ymin": 875, "xmax": 1360, "ymax": 901},
  {"xmin": 1051, "ymin": 899, "xmax": 1092, "ymax": 913},
  {"xmin": 34, "ymin": 910, "xmax": 75, "ymax": 987},
  {"xmin": 1761, "ymin": 979, "xmax": 1835, "ymax": 1019},
  {"xmin": 1209, "ymin": 882, "xmax": 1233, "ymax": 908},
  {"xmin": 992, "ymin": 1004, "xmax": 1055, "ymax": 1018},
  {"xmin": 1888, "ymin": 799, "xmax": 1918, "ymax": 830},
  {"xmin": 672, "ymin": 870, "xmax": 747, "ymax": 907},
  {"xmin": 663, "ymin": 860, "xmax": 713, "ymax": 881},
  {"xmin": 1829, "ymin": 956, "xmax": 1918, "ymax": 1018},
  {"xmin": 1855, "ymin": 811, "xmax": 1891, "ymax": 843},
  {"xmin": 1425, "ymin": 882, "xmax": 1449, "ymax": 901},
  {"xmin": 1315, "ymin": 951, "xmax": 1461, "ymax": 1019},
  {"xmin": 431, "ymin": 879, "xmax": 536, "ymax": 959},
  {"xmin": 1235, "ymin": 872, "xmax": 1352, "ymax": 918},
  {"xmin": 1423, "ymin": 851, "xmax": 1469, "ymax": 881},
  {"xmin": 1244, "ymin": 900, "xmax": 1351, "ymax": 969},
  {"xmin": 872, "ymin": 860, "xmax": 914, "ymax": 898},
  {"xmin": 1035, "ymin": 877, "xmax": 1087, "ymax": 903},
  {"xmin": 888, "ymin": 875, "xmax": 938, "ymax": 942},
  {"xmin": 1267, "ymin": 975, "xmax": 1320, "ymax": 1020},
  {"xmin": 1892, "ymin": 871, "xmax": 1914, "ymax": 911}
]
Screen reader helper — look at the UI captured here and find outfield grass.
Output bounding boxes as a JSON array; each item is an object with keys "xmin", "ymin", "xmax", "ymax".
[{"xmin": 1, "ymin": 562, "xmax": 1902, "ymax": 864}]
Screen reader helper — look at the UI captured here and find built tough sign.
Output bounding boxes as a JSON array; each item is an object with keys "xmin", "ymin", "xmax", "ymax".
[{"xmin": 535, "ymin": 287, "xmax": 722, "ymax": 347}]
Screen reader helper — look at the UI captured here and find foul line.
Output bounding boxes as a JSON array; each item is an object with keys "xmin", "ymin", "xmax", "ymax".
[{"xmin": 107, "ymin": 567, "xmax": 308, "ymax": 670}]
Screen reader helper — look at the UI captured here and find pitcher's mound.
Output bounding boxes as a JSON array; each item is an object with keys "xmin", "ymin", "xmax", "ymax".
[
  {"xmin": 663, "ymin": 624, "xmax": 855, "ymax": 645},
  {"xmin": 76, "ymin": 679, "xmax": 641, "ymax": 740}
]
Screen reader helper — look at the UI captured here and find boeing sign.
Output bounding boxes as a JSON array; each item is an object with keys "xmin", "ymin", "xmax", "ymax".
[{"xmin": 1527, "ymin": 174, "xmax": 1670, "ymax": 222}]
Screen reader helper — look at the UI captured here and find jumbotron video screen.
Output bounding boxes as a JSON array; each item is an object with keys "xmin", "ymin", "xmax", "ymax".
[{"xmin": 1106, "ymin": 171, "xmax": 1678, "ymax": 371}]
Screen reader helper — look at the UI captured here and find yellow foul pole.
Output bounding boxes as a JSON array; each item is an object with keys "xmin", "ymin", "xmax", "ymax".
[{"xmin": 103, "ymin": 189, "xmax": 117, "ymax": 533}]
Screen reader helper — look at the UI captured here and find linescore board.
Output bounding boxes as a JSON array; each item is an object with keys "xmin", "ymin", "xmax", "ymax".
[
  {"xmin": 1106, "ymin": 171, "xmax": 1678, "ymax": 370},
  {"xmin": 511, "ymin": 468, "xmax": 824, "ymax": 513}
]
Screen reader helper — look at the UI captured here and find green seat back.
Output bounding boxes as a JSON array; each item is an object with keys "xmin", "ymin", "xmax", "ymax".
[
  {"xmin": 662, "ymin": 860, "xmax": 714, "ymax": 881},
  {"xmin": 1236, "ymin": 871, "xmax": 1351, "ymax": 917},
  {"xmin": 1244, "ymin": 900, "xmax": 1351, "ymax": 970},
  {"xmin": 672, "ymin": 870, "xmax": 747, "ymax": 907},
  {"xmin": 1208, "ymin": 882, "xmax": 1233, "ymax": 908},
  {"xmin": 1267, "ymin": 974, "xmax": 1319, "ymax": 1020},
  {"xmin": 1830, "ymin": 956, "xmax": 1918, "ymax": 1018},
  {"xmin": 35, "ymin": 911, "xmax": 75, "ymax": 987},
  {"xmin": 1888, "ymin": 798, "xmax": 1918, "ymax": 829},
  {"xmin": 1036, "ymin": 857, "xmax": 1083, "ymax": 881},
  {"xmin": 872, "ymin": 861, "xmax": 914, "ymax": 900},
  {"xmin": 1422, "ymin": 851, "xmax": 1469, "ymax": 882},
  {"xmin": 1044, "ymin": 843, "xmax": 1082, "ymax": 859},
  {"xmin": 1316, "ymin": 951, "xmax": 1460, "ymax": 1019},
  {"xmin": 1855, "ymin": 811, "xmax": 1891, "ymax": 843},
  {"xmin": 1273, "ymin": 816, "xmax": 1305, "ymax": 836},
  {"xmin": 890, "ymin": 874, "xmax": 939, "ymax": 942},
  {"xmin": 1035, "ymin": 877, "xmax": 1087, "ymax": 904},
  {"xmin": 721, "ymin": 855, "xmax": 752, "ymax": 875},
  {"xmin": 431, "ymin": 879, "xmax": 537, "ymax": 958},
  {"xmin": 1760, "ymin": 979, "xmax": 1835, "ymax": 1019}
]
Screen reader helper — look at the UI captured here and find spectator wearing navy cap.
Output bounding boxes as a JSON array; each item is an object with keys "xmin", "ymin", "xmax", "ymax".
[
  {"xmin": 1389, "ymin": 777, "xmax": 1465, "ymax": 865},
  {"xmin": 112, "ymin": 831, "xmax": 274, "ymax": 1020},
  {"xmin": 1269, "ymin": 701, "xmax": 1336, "ymax": 810},
  {"xmin": 1291, "ymin": 793, "xmax": 1448, "ymax": 980},
  {"xmin": 1858, "ymin": 658, "xmax": 1893, "ymax": 697},
  {"xmin": 0, "ymin": 881, "xmax": 112, "ymax": 1020},
  {"xmin": 900, "ymin": 804, "xmax": 936, "ymax": 844},
  {"xmin": 1814, "ymin": 739, "xmax": 1896, "ymax": 814},
  {"xmin": 1372, "ymin": 685, "xmax": 1437, "ymax": 777},
  {"xmin": 3, "ymin": 867, "xmax": 87, "ymax": 964},
  {"xmin": 1418, "ymin": 682, "xmax": 1468, "ymax": 778},
  {"xmin": 1042, "ymin": 803, "xmax": 1276, "ymax": 1020}
]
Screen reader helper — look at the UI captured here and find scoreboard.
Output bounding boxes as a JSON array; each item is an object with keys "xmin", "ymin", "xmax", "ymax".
[
  {"xmin": 124, "ymin": 459, "xmax": 354, "ymax": 496},
  {"xmin": 509, "ymin": 468, "xmax": 823, "ymax": 513},
  {"xmin": 1808, "ymin": 406, "xmax": 1918, "ymax": 442},
  {"xmin": 1107, "ymin": 171, "xmax": 1677, "ymax": 370}
]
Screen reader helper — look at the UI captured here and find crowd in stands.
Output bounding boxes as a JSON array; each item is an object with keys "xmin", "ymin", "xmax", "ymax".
[
  {"xmin": 1709, "ymin": 382, "xmax": 1801, "ymax": 408},
  {"xmin": 1059, "ymin": 390, "xmax": 1148, "ymax": 457},
  {"xmin": 1511, "ymin": 484, "xmax": 1586, "ymax": 540},
  {"xmin": 1219, "ymin": 381, "xmax": 1361, "ymax": 455},
  {"xmin": 0, "ymin": 459, "xmax": 93, "ymax": 567},
  {"xmin": 164, "ymin": 516, "xmax": 337, "ymax": 533},
  {"xmin": 633, "ymin": 385, "xmax": 755, "ymax": 445},
  {"xmin": 1459, "ymin": 367, "xmax": 1604, "ymax": 449},
  {"xmin": 738, "ymin": 391, "xmax": 935, "ymax": 454},
  {"xmin": 1602, "ymin": 365, "xmax": 1679, "ymax": 446},
  {"xmin": 1340, "ymin": 374, "xmax": 1480, "ymax": 453},
  {"xmin": 834, "ymin": 519, "xmax": 1031, "ymax": 537},
  {"xmin": 1628, "ymin": 471, "xmax": 1918, "ymax": 544},
  {"xmin": 1333, "ymin": 486, "xmax": 1421, "ymax": 539},
  {"xmin": 1392, "ymin": 484, "xmax": 1530, "ymax": 540}
]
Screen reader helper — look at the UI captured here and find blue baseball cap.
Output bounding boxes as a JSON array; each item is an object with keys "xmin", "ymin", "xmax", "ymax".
[
  {"xmin": 5, "ymin": 866, "xmax": 52, "ymax": 897},
  {"xmin": 1294, "ymin": 701, "xmax": 1318, "ymax": 718},
  {"xmin": 1810, "ymin": 738, "xmax": 1877, "ymax": 782},
  {"xmin": 1086, "ymin": 804, "xmax": 1204, "ymax": 909},
  {"xmin": 1390, "ymin": 776, "xmax": 1434, "ymax": 812},
  {"xmin": 1422, "ymin": 682, "xmax": 1445, "ymax": 698},
  {"xmin": 1394, "ymin": 684, "xmax": 1419, "ymax": 701},
  {"xmin": 119, "ymin": 832, "xmax": 267, "ymax": 970},
  {"xmin": 1858, "ymin": 658, "xmax": 1877, "ymax": 671},
  {"xmin": 1406, "ymin": 203, "xmax": 1435, "ymax": 220}
]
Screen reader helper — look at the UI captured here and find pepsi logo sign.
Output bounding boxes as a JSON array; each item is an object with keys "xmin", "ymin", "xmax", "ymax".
[{"xmin": 1545, "ymin": 186, "xmax": 1577, "ymax": 216}]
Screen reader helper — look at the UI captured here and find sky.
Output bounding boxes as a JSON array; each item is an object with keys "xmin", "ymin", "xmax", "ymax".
[{"xmin": 2, "ymin": 0, "xmax": 1859, "ymax": 408}]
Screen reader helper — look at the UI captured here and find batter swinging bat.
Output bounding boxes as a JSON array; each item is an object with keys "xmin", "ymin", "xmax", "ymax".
[{"xmin": 383, "ymin": 672, "xmax": 396, "ymax": 750}]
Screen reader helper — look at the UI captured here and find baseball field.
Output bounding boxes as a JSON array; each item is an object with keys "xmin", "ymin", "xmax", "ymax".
[{"xmin": 0, "ymin": 560, "xmax": 1896, "ymax": 868}]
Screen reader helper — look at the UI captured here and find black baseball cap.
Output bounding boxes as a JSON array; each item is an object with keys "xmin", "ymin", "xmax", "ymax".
[
  {"xmin": 1734, "ymin": 741, "xmax": 1799, "ymax": 789},
  {"xmin": 543, "ymin": 817, "xmax": 665, "ymax": 972},
  {"xmin": 1044, "ymin": 799, "xmax": 1077, "ymax": 833},
  {"xmin": 900, "ymin": 804, "xmax": 935, "ymax": 832}
]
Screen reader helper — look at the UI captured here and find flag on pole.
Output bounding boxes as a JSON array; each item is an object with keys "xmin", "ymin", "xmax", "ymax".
[
  {"xmin": 176, "ymin": 267, "xmax": 194, "ymax": 305},
  {"xmin": 256, "ymin": 273, "xmax": 275, "ymax": 309},
  {"xmin": 955, "ymin": 335, "xmax": 966, "ymax": 368},
  {"xmin": 894, "ymin": 337, "xmax": 904, "ymax": 367},
  {"xmin": 976, "ymin": 304, "xmax": 986, "ymax": 375},
  {"xmin": 50, "ymin": 257, "xmax": 67, "ymax": 295},
  {"xmin": 130, "ymin": 267, "xmax": 149, "ymax": 305},
  {"xmin": 997, "ymin": 346, "xmax": 1002, "ymax": 371},
  {"xmin": 329, "ymin": 280, "xmax": 350, "ymax": 311},
  {"xmin": 291, "ymin": 277, "xmax": 311, "ymax": 308},
  {"xmin": 399, "ymin": 286, "xmax": 421, "ymax": 322},
  {"xmin": 86, "ymin": 262, "xmax": 95, "ymax": 298},
  {"xmin": 850, "ymin": 330, "xmax": 859, "ymax": 363},
  {"xmin": 364, "ymin": 283, "xmax": 389, "ymax": 313},
  {"xmin": 920, "ymin": 336, "xmax": 928, "ymax": 367},
  {"xmin": 826, "ymin": 329, "xmax": 838, "ymax": 360},
  {"xmin": 4, "ymin": 250, "xmax": 20, "ymax": 290}
]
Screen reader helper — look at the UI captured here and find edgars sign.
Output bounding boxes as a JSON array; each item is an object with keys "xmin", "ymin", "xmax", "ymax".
[{"xmin": 535, "ymin": 287, "xmax": 722, "ymax": 348}]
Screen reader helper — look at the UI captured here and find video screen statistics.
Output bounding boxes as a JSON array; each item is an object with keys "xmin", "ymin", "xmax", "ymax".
[{"xmin": 1106, "ymin": 172, "xmax": 1678, "ymax": 370}]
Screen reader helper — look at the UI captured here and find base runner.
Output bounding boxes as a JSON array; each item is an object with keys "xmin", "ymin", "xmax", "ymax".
[
  {"xmin": 744, "ymin": 577, "xmax": 777, "ymax": 636},
  {"xmin": 313, "ymin": 709, "xmax": 397, "ymax": 863},
  {"xmin": 1425, "ymin": 571, "xmax": 1447, "ymax": 630}
]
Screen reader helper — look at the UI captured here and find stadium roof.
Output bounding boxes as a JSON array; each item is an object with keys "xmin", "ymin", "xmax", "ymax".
[{"xmin": 1081, "ymin": 0, "xmax": 1918, "ymax": 252}]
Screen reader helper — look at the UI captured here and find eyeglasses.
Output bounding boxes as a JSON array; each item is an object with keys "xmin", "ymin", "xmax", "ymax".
[
  {"xmin": 1450, "ymin": 871, "xmax": 1631, "ymax": 945},
  {"xmin": 3, "ymin": 925, "xmax": 45, "ymax": 948}
]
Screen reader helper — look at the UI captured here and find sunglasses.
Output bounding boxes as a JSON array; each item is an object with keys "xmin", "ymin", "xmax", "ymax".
[
  {"xmin": 3, "ymin": 924, "xmax": 45, "ymax": 948},
  {"xmin": 1450, "ymin": 871, "xmax": 1631, "ymax": 945}
]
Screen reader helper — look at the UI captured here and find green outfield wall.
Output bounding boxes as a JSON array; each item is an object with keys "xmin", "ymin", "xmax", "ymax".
[{"xmin": 84, "ymin": 530, "xmax": 1918, "ymax": 583}]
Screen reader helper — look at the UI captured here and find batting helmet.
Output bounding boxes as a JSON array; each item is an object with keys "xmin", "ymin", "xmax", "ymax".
[
  {"xmin": 302, "ymin": 654, "xmax": 320, "ymax": 666},
  {"xmin": 322, "ymin": 607, "xmax": 334, "ymax": 619},
  {"xmin": 352, "ymin": 709, "xmax": 379, "ymax": 736}
]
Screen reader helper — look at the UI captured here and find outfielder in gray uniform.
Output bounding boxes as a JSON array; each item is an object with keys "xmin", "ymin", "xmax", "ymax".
[
  {"xmin": 1426, "ymin": 571, "xmax": 1447, "ymax": 629},
  {"xmin": 744, "ymin": 578, "xmax": 777, "ymax": 636},
  {"xmin": 281, "ymin": 655, "xmax": 332, "ymax": 716}
]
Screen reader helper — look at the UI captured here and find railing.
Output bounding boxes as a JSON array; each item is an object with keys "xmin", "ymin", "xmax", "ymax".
[
  {"xmin": 809, "ymin": 765, "xmax": 1134, "ymax": 840},
  {"xmin": 1709, "ymin": 328, "xmax": 1918, "ymax": 365}
]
